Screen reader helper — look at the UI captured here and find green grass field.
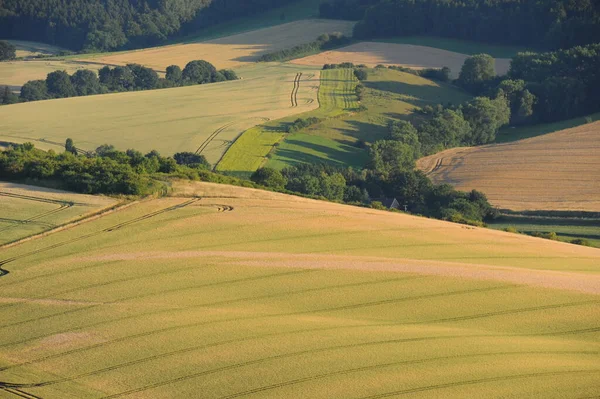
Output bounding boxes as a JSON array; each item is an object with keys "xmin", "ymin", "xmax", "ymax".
[
  {"xmin": 488, "ymin": 215, "xmax": 600, "ymax": 248},
  {"xmin": 376, "ymin": 36, "xmax": 531, "ymax": 58},
  {"xmin": 0, "ymin": 183, "xmax": 598, "ymax": 398},
  {"xmin": 0, "ymin": 182, "xmax": 117, "ymax": 245},
  {"xmin": 266, "ymin": 67, "xmax": 471, "ymax": 170},
  {"xmin": 217, "ymin": 68, "xmax": 359, "ymax": 176},
  {"xmin": 0, "ymin": 64, "xmax": 319, "ymax": 166}
]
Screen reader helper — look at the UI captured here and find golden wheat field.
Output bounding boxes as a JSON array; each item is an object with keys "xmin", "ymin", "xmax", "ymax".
[
  {"xmin": 0, "ymin": 64, "xmax": 320, "ymax": 165},
  {"xmin": 0, "ymin": 60, "xmax": 102, "ymax": 91},
  {"xmin": 0, "ymin": 182, "xmax": 117, "ymax": 245},
  {"xmin": 291, "ymin": 42, "xmax": 511, "ymax": 79},
  {"xmin": 417, "ymin": 121, "xmax": 600, "ymax": 212},
  {"xmin": 0, "ymin": 181, "xmax": 598, "ymax": 398},
  {"xmin": 82, "ymin": 19, "xmax": 355, "ymax": 73}
]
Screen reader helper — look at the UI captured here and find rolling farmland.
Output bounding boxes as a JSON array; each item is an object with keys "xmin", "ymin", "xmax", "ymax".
[
  {"xmin": 0, "ymin": 182, "xmax": 117, "ymax": 245},
  {"xmin": 217, "ymin": 68, "xmax": 357, "ymax": 176},
  {"xmin": 0, "ymin": 19, "xmax": 353, "ymax": 89},
  {"xmin": 265, "ymin": 67, "xmax": 470, "ymax": 170},
  {"xmin": 0, "ymin": 60, "xmax": 101, "ymax": 91},
  {"xmin": 79, "ymin": 20, "xmax": 355, "ymax": 73},
  {"xmin": 0, "ymin": 64, "xmax": 320, "ymax": 165},
  {"xmin": 0, "ymin": 181, "xmax": 598, "ymax": 398},
  {"xmin": 417, "ymin": 121, "xmax": 600, "ymax": 212},
  {"xmin": 291, "ymin": 42, "xmax": 511, "ymax": 79}
]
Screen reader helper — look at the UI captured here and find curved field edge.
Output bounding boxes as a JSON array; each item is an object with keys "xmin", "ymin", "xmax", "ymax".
[
  {"xmin": 416, "ymin": 120, "xmax": 600, "ymax": 212},
  {"xmin": 0, "ymin": 182, "xmax": 118, "ymax": 246},
  {"xmin": 0, "ymin": 182, "xmax": 598, "ymax": 398},
  {"xmin": 216, "ymin": 68, "xmax": 358, "ymax": 177}
]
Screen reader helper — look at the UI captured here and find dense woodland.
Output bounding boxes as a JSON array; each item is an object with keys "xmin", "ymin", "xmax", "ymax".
[
  {"xmin": 321, "ymin": 0, "xmax": 600, "ymax": 49},
  {"xmin": 0, "ymin": 0, "xmax": 299, "ymax": 51}
]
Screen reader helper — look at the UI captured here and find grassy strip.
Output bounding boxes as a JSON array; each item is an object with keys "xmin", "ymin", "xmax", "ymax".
[
  {"xmin": 217, "ymin": 68, "xmax": 359, "ymax": 177},
  {"xmin": 488, "ymin": 214, "xmax": 600, "ymax": 248}
]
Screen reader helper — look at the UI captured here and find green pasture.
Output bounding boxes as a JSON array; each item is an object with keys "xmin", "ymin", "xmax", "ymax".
[
  {"xmin": 218, "ymin": 68, "xmax": 359, "ymax": 177},
  {"xmin": 267, "ymin": 67, "xmax": 470, "ymax": 170},
  {"xmin": 488, "ymin": 215, "xmax": 600, "ymax": 248},
  {"xmin": 0, "ymin": 195, "xmax": 598, "ymax": 398},
  {"xmin": 376, "ymin": 36, "xmax": 530, "ymax": 58}
]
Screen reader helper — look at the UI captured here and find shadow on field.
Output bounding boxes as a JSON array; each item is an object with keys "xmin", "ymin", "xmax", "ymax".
[
  {"xmin": 275, "ymin": 138, "xmax": 368, "ymax": 168},
  {"xmin": 364, "ymin": 80, "xmax": 454, "ymax": 109}
]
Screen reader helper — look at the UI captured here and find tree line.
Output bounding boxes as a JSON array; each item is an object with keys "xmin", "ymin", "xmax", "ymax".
[
  {"xmin": 320, "ymin": 0, "xmax": 600, "ymax": 50},
  {"xmin": 1, "ymin": 60, "xmax": 237, "ymax": 105},
  {"xmin": 0, "ymin": 141, "xmax": 211, "ymax": 195},
  {"xmin": 0, "ymin": 0, "xmax": 300, "ymax": 52},
  {"xmin": 252, "ymin": 163, "xmax": 495, "ymax": 225},
  {"xmin": 0, "ymin": 40, "xmax": 16, "ymax": 61},
  {"xmin": 259, "ymin": 33, "xmax": 351, "ymax": 62}
]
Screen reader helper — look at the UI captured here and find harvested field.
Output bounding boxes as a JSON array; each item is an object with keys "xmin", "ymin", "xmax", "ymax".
[
  {"xmin": 0, "ymin": 181, "xmax": 598, "ymax": 398},
  {"xmin": 417, "ymin": 121, "xmax": 600, "ymax": 212},
  {"xmin": 291, "ymin": 42, "xmax": 511, "ymax": 79},
  {"xmin": 0, "ymin": 64, "xmax": 320, "ymax": 165},
  {"xmin": 0, "ymin": 60, "xmax": 101, "ymax": 91},
  {"xmin": 0, "ymin": 182, "xmax": 117, "ymax": 245},
  {"xmin": 82, "ymin": 19, "xmax": 355, "ymax": 72}
]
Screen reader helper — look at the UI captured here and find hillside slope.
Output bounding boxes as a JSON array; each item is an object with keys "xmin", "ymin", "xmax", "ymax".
[
  {"xmin": 0, "ymin": 181, "xmax": 598, "ymax": 398},
  {"xmin": 417, "ymin": 121, "xmax": 600, "ymax": 212}
]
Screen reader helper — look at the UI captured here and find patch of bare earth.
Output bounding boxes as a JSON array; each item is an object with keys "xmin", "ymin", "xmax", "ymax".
[
  {"xmin": 417, "ymin": 121, "xmax": 600, "ymax": 211},
  {"xmin": 291, "ymin": 42, "xmax": 510, "ymax": 79}
]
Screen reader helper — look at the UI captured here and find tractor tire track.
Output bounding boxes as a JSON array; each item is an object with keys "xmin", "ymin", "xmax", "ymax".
[
  {"xmin": 0, "ymin": 268, "xmax": 312, "ymax": 335},
  {"xmin": 0, "ymin": 387, "xmax": 42, "ymax": 399},
  {"xmin": 0, "ymin": 284, "xmax": 512, "ymax": 370},
  {"xmin": 290, "ymin": 73, "xmax": 302, "ymax": 107},
  {"xmin": 195, "ymin": 122, "xmax": 238, "ymax": 155},
  {"xmin": 0, "ymin": 199, "xmax": 200, "ymax": 271},
  {"xmin": 5, "ymin": 277, "xmax": 427, "ymax": 387},
  {"xmin": 219, "ymin": 355, "xmax": 599, "ymax": 399},
  {"xmin": 102, "ymin": 352, "xmax": 598, "ymax": 399},
  {"xmin": 358, "ymin": 369, "xmax": 600, "ymax": 398},
  {"xmin": 0, "ymin": 205, "xmax": 70, "ymax": 234}
]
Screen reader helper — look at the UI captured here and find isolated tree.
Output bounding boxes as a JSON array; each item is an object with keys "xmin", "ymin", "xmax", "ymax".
[
  {"xmin": 65, "ymin": 138, "xmax": 78, "ymax": 155},
  {"xmin": 46, "ymin": 70, "xmax": 76, "ymax": 98},
  {"xmin": 458, "ymin": 54, "xmax": 496, "ymax": 93},
  {"xmin": 182, "ymin": 60, "xmax": 217, "ymax": 84},
  {"xmin": 71, "ymin": 69, "xmax": 101, "ymax": 96},
  {"xmin": 251, "ymin": 167, "xmax": 287, "ymax": 189},
  {"xmin": 165, "ymin": 65, "xmax": 183, "ymax": 85},
  {"xmin": 0, "ymin": 41, "xmax": 16, "ymax": 61},
  {"xmin": 20, "ymin": 80, "xmax": 48, "ymax": 101}
]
